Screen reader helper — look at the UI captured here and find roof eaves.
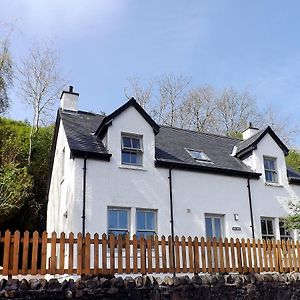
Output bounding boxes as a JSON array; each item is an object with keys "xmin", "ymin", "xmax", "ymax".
[
  {"xmin": 155, "ymin": 159, "xmax": 261, "ymax": 179},
  {"xmin": 288, "ymin": 177, "xmax": 300, "ymax": 185},
  {"xmin": 71, "ymin": 149, "xmax": 112, "ymax": 161},
  {"xmin": 236, "ymin": 126, "xmax": 289, "ymax": 158}
]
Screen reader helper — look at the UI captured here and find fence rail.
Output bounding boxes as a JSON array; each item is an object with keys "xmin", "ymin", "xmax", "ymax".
[{"xmin": 0, "ymin": 230, "xmax": 299, "ymax": 276}]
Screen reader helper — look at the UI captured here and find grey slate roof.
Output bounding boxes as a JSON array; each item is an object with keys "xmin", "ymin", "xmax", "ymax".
[
  {"xmin": 59, "ymin": 108, "xmax": 298, "ymax": 181},
  {"xmin": 60, "ymin": 109, "xmax": 259, "ymax": 177},
  {"xmin": 155, "ymin": 126, "xmax": 257, "ymax": 175},
  {"xmin": 60, "ymin": 109, "xmax": 109, "ymax": 158}
]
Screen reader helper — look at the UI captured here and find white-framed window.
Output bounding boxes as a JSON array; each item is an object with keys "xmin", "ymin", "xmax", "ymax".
[
  {"xmin": 186, "ymin": 148, "xmax": 211, "ymax": 162},
  {"xmin": 107, "ymin": 207, "xmax": 130, "ymax": 237},
  {"xmin": 136, "ymin": 209, "xmax": 157, "ymax": 239},
  {"xmin": 261, "ymin": 217, "xmax": 275, "ymax": 240},
  {"xmin": 121, "ymin": 134, "xmax": 143, "ymax": 166},
  {"xmin": 205, "ymin": 214, "xmax": 223, "ymax": 239},
  {"xmin": 279, "ymin": 219, "xmax": 291, "ymax": 241},
  {"xmin": 263, "ymin": 156, "xmax": 278, "ymax": 183}
]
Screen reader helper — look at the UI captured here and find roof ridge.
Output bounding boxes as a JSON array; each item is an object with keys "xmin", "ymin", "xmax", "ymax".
[{"xmin": 160, "ymin": 125, "xmax": 242, "ymax": 141}]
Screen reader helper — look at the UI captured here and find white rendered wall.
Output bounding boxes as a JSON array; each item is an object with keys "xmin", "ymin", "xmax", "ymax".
[{"xmin": 47, "ymin": 120, "xmax": 76, "ymax": 235}]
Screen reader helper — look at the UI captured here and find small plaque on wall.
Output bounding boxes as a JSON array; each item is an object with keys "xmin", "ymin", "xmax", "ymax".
[{"xmin": 232, "ymin": 226, "xmax": 241, "ymax": 231}]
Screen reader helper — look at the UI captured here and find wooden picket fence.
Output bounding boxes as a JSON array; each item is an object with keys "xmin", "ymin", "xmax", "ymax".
[{"xmin": 0, "ymin": 230, "xmax": 300, "ymax": 276}]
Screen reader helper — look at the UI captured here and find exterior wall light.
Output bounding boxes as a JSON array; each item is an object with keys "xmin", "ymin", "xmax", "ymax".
[{"xmin": 234, "ymin": 213, "xmax": 239, "ymax": 221}]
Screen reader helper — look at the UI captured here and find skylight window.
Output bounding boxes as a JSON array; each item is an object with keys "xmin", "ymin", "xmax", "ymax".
[{"xmin": 186, "ymin": 148, "xmax": 211, "ymax": 162}]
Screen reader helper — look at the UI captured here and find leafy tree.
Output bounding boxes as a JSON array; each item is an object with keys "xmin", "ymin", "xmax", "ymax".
[
  {"xmin": 286, "ymin": 150, "xmax": 300, "ymax": 173},
  {"xmin": 0, "ymin": 164, "xmax": 33, "ymax": 227}
]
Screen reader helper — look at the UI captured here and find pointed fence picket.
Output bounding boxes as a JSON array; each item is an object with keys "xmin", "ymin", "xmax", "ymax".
[{"xmin": 0, "ymin": 230, "xmax": 299, "ymax": 276}]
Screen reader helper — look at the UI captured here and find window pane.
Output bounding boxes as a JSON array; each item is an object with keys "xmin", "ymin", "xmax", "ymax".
[
  {"xmin": 136, "ymin": 153, "xmax": 142, "ymax": 165},
  {"xmin": 130, "ymin": 152, "xmax": 137, "ymax": 164},
  {"xmin": 132, "ymin": 138, "xmax": 141, "ymax": 149},
  {"xmin": 123, "ymin": 137, "xmax": 131, "ymax": 148},
  {"xmin": 136, "ymin": 231, "xmax": 155, "ymax": 239},
  {"xmin": 146, "ymin": 212, "xmax": 155, "ymax": 230},
  {"xmin": 269, "ymin": 160, "xmax": 275, "ymax": 170},
  {"xmin": 122, "ymin": 151, "xmax": 131, "ymax": 164},
  {"xmin": 137, "ymin": 211, "xmax": 146, "ymax": 230},
  {"xmin": 205, "ymin": 217, "xmax": 213, "ymax": 238},
  {"xmin": 119, "ymin": 210, "xmax": 128, "ymax": 229},
  {"xmin": 108, "ymin": 210, "xmax": 118, "ymax": 228},
  {"xmin": 214, "ymin": 218, "xmax": 222, "ymax": 238},
  {"xmin": 267, "ymin": 220, "xmax": 273, "ymax": 235},
  {"xmin": 261, "ymin": 219, "xmax": 267, "ymax": 235}
]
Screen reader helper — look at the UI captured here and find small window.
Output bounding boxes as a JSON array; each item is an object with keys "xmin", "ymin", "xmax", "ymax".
[
  {"xmin": 264, "ymin": 157, "xmax": 278, "ymax": 183},
  {"xmin": 261, "ymin": 217, "xmax": 275, "ymax": 240},
  {"xmin": 108, "ymin": 207, "xmax": 129, "ymax": 237},
  {"xmin": 136, "ymin": 209, "xmax": 156, "ymax": 239},
  {"xmin": 186, "ymin": 148, "xmax": 211, "ymax": 162},
  {"xmin": 205, "ymin": 214, "xmax": 223, "ymax": 239},
  {"xmin": 121, "ymin": 134, "xmax": 143, "ymax": 166},
  {"xmin": 279, "ymin": 219, "xmax": 291, "ymax": 241}
]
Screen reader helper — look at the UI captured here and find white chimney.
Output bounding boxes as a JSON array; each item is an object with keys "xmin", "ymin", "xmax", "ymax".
[
  {"xmin": 242, "ymin": 122, "xmax": 259, "ymax": 140},
  {"xmin": 60, "ymin": 86, "xmax": 79, "ymax": 112}
]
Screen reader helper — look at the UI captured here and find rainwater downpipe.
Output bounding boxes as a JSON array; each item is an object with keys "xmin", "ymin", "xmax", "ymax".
[
  {"xmin": 82, "ymin": 156, "xmax": 87, "ymax": 237},
  {"xmin": 168, "ymin": 167, "xmax": 176, "ymax": 277},
  {"xmin": 247, "ymin": 176, "xmax": 255, "ymax": 239}
]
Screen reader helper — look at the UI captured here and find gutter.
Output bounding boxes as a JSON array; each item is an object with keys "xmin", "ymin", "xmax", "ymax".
[
  {"xmin": 247, "ymin": 177, "xmax": 255, "ymax": 239},
  {"xmin": 168, "ymin": 167, "xmax": 176, "ymax": 277},
  {"xmin": 156, "ymin": 160, "xmax": 261, "ymax": 179},
  {"xmin": 82, "ymin": 157, "xmax": 87, "ymax": 236}
]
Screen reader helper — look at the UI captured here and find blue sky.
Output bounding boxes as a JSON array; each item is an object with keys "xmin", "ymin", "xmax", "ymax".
[{"xmin": 1, "ymin": 0, "xmax": 300, "ymax": 143}]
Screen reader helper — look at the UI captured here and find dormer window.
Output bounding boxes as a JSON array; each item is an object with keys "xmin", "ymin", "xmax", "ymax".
[
  {"xmin": 264, "ymin": 157, "xmax": 278, "ymax": 183},
  {"xmin": 121, "ymin": 134, "xmax": 143, "ymax": 166},
  {"xmin": 186, "ymin": 148, "xmax": 211, "ymax": 162}
]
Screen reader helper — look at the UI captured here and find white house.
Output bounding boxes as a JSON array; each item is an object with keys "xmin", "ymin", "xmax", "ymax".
[{"xmin": 47, "ymin": 86, "xmax": 300, "ymax": 241}]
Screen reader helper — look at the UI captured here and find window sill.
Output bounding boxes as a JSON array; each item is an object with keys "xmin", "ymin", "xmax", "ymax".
[
  {"xmin": 264, "ymin": 182, "xmax": 283, "ymax": 187},
  {"xmin": 119, "ymin": 165, "xmax": 147, "ymax": 171}
]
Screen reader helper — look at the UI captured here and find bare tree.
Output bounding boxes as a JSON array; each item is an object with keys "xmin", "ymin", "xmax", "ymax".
[
  {"xmin": 17, "ymin": 42, "xmax": 67, "ymax": 163},
  {"xmin": 154, "ymin": 73, "xmax": 190, "ymax": 126},
  {"xmin": 125, "ymin": 77, "xmax": 153, "ymax": 111},
  {"xmin": 0, "ymin": 30, "xmax": 13, "ymax": 114},
  {"xmin": 179, "ymin": 85, "xmax": 218, "ymax": 131},
  {"xmin": 260, "ymin": 104, "xmax": 299, "ymax": 146},
  {"xmin": 216, "ymin": 87, "xmax": 261, "ymax": 136}
]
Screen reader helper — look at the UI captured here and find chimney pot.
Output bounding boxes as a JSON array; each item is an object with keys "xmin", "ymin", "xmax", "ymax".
[{"xmin": 69, "ymin": 86, "xmax": 73, "ymax": 93}]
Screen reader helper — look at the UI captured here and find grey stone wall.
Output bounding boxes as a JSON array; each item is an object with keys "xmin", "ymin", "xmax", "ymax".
[{"xmin": 1, "ymin": 273, "xmax": 300, "ymax": 299}]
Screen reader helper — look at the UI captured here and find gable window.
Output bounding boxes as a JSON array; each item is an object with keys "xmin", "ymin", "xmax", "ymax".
[
  {"xmin": 136, "ymin": 209, "xmax": 156, "ymax": 238},
  {"xmin": 264, "ymin": 157, "xmax": 278, "ymax": 183},
  {"xmin": 261, "ymin": 217, "xmax": 275, "ymax": 240},
  {"xmin": 108, "ymin": 207, "xmax": 129, "ymax": 236},
  {"xmin": 186, "ymin": 148, "xmax": 211, "ymax": 162},
  {"xmin": 205, "ymin": 214, "xmax": 223, "ymax": 239},
  {"xmin": 279, "ymin": 219, "xmax": 291, "ymax": 240},
  {"xmin": 121, "ymin": 134, "xmax": 143, "ymax": 166}
]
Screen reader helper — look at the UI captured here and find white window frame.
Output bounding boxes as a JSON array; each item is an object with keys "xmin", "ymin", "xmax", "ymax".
[
  {"xmin": 107, "ymin": 207, "xmax": 130, "ymax": 236},
  {"xmin": 136, "ymin": 209, "xmax": 157, "ymax": 238},
  {"xmin": 279, "ymin": 219, "xmax": 291, "ymax": 241},
  {"xmin": 121, "ymin": 133, "xmax": 143, "ymax": 166},
  {"xmin": 260, "ymin": 217, "xmax": 275, "ymax": 240},
  {"xmin": 205, "ymin": 214, "xmax": 224, "ymax": 239},
  {"xmin": 263, "ymin": 156, "xmax": 278, "ymax": 183}
]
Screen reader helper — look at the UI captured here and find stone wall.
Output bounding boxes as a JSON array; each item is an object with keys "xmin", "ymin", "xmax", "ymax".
[{"xmin": 1, "ymin": 273, "xmax": 300, "ymax": 299}]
